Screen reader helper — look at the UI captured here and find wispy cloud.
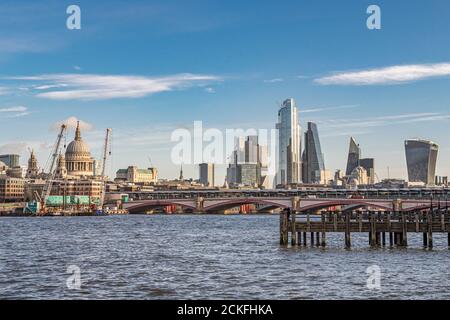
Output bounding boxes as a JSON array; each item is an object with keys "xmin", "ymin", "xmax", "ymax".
[
  {"xmin": 318, "ymin": 112, "xmax": 447, "ymax": 131},
  {"xmin": 204, "ymin": 87, "xmax": 216, "ymax": 93},
  {"xmin": 263, "ymin": 78, "xmax": 284, "ymax": 83},
  {"xmin": 301, "ymin": 104, "xmax": 358, "ymax": 114},
  {"xmin": 315, "ymin": 63, "xmax": 450, "ymax": 85},
  {"xmin": 0, "ymin": 87, "xmax": 9, "ymax": 95},
  {"xmin": 6, "ymin": 73, "xmax": 222, "ymax": 100},
  {"xmin": 0, "ymin": 105, "xmax": 29, "ymax": 118},
  {"xmin": 0, "ymin": 36, "xmax": 63, "ymax": 54}
]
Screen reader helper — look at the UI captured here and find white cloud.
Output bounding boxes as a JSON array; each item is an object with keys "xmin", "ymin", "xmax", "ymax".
[
  {"xmin": 52, "ymin": 116, "xmax": 94, "ymax": 132},
  {"xmin": 8, "ymin": 73, "xmax": 222, "ymax": 100},
  {"xmin": 315, "ymin": 63, "xmax": 450, "ymax": 85},
  {"xmin": 204, "ymin": 87, "xmax": 216, "ymax": 93}
]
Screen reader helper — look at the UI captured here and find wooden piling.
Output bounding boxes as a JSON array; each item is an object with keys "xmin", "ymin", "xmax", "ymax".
[
  {"xmin": 280, "ymin": 211, "xmax": 288, "ymax": 245},
  {"xmin": 370, "ymin": 213, "xmax": 376, "ymax": 247},
  {"xmin": 427, "ymin": 212, "xmax": 433, "ymax": 249},
  {"xmin": 345, "ymin": 212, "xmax": 351, "ymax": 248},
  {"xmin": 448, "ymin": 232, "xmax": 450, "ymax": 248},
  {"xmin": 321, "ymin": 213, "xmax": 326, "ymax": 247},
  {"xmin": 415, "ymin": 213, "xmax": 419, "ymax": 232},
  {"xmin": 291, "ymin": 213, "xmax": 297, "ymax": 246},
  {"xmin": 401, "ymin": 213, "xmax": 408, "ymax": 247},
  {"xmin": 280, "ymin": 208, "xmax": 448, "ymax": 249}
]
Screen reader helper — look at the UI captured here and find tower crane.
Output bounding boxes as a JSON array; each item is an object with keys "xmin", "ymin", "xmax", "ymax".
[
  {"xmin": 98, "ymin": 128, "xmax": 112, "ymax": 214},
  {"xmin": 38, "ymin": 124, "xmax": 67, "ymax": 215}
]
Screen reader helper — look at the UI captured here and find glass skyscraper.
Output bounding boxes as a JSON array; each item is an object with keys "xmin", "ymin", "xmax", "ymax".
[
  {"xmin": 302, "ymin": 122, "xmax": 325, "ymax": 184},
  {"xmin": 405, "ymin": 139, "xmax": 439, "ymax": 185},
  {"xmin": 0, "ymin": 154, "xmax": 20, "ymax": 168},
  {"xmin": 276, "ymin": 98, "xmax": 302, "ymax": 185},
  {"xmin": 199, "ymin": 163, "xmax": 215, "ymax": 187},
  {"xmin": 345, "ymin": 137, "xmax": 360, "ymax": 176}
]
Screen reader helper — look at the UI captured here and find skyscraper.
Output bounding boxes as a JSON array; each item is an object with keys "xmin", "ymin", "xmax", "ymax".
[
  {"xmin": 199, "ymin": 163, "xmax": 215, "ymax": 187},
  {"xmin": 226, "ymin": 136, "xmax": 263, "ymax": 187},
  {"xmin": 245, "ymin": 136, "xmax": 259, "ymax": 163},
  {"xmin": 302, "ymin": 122, "xmax": 325, "ymax": 184},
  {"xmin": 405, "ymin": 139, "xmax": 439, "ymax": 185},
  {"xmin": 345, "ymin": 137, "xmax": 360, "ymax": 176},
  {"xmin": 0, "ymin": 154, "xmax": 20, "ymax": 168},
  {"xmin": 360, "ymin": 158, "xmax": 375, "ymax": 185},
  {"xmin": 276, "ymin": 98, "xmax": 302, "ymax": 185}
]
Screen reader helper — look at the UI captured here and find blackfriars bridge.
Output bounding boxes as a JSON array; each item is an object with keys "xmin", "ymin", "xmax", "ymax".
[{"xmin": 122, "ymin": 194, "xmax": 448, "ymax": 214}]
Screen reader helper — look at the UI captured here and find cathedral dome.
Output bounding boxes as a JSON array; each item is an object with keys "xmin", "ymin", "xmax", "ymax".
[
  {"xmin": 64, "ymin": 121, "xmax": 94, "ymax": 177},
  {"xmin": 66, "ymin": 140, "xmax": 91, "ymax": 156},
  {"xmin": 65, "ymin": 122, "xmax": 91, "ymax": 159}
]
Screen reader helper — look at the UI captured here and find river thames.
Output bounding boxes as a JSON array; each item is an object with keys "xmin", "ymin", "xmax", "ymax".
[{"xmin": 0, "ymin": 215, "xmax": 449, "ymax": 300}]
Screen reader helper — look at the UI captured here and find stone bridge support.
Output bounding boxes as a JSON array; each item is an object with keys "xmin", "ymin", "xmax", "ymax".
[
  {"xmin": 393, "ymin": 199, "xmax": 403, "ymax": 212},
  {"xmin": 291, "ymin": 196, "xmax": 300, "ymax": 212},
  {"xmin": 196, "ymin": 197, "xmax": 205, "ymax": 213}
]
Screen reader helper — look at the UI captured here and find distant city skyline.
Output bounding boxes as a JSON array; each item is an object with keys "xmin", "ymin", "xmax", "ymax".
[{"xmin": 1, "ymin": 0, "xmax": 450, "ymax": 183}]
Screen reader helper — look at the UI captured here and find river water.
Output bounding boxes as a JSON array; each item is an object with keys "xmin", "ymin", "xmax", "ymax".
[{"xmin": 0, "ymin": 215, "xmax": 449, "ymax": 300}]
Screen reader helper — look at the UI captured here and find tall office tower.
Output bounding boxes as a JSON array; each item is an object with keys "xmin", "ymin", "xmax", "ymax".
[
  {"xmin": 245, "ymin": 136, "xmax": 259, "ymax": 163},
  {"xmin": 276, "ymin": 98, "xmax": 302, "ymax": 185},
  {"xmin": 302, "ymin": 122, "xmax": 325, "ymax": 184},
  {"xmin": 239, "ymin": 163, "xmax": 260, "ymax": 187},
  {"xmin": 199, "ymin": 163, "xmax": 215, "ymax": 187},
  {"xmin": 226, "ymin": 137, "xmax": 245, "ymax": 185},
  {"xmin": 360, "ymin": 158, "xmax": 375, "ymax": 185},
  {"xmin": 234, "ymin": 136, "xmax": 246, "ymax": 164},
  {"xmin": 345, "ymin": 137, "xmax": 360, "ymax": 176},
  {"xmin": 0, "ymin": 154, "xmax": 20, "ymax": 168},
  {"xmin": 405, "ymin": 139, "xmax": 439, "ymax": 185}
]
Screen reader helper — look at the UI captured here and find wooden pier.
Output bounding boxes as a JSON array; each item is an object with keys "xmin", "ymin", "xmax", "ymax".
[{"xmin": 280, "ymin": 210, "xmax": 450, "ymax": 249}]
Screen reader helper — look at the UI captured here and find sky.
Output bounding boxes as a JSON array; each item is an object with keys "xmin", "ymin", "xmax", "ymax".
[{"xmin": 1, "ymin": 0, "xmax": 450, "ymax": 184}]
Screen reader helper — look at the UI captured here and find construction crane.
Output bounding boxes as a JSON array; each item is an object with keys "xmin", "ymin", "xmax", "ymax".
[
  {"xmin": 98, "ymin": 128, "xmax": 112, "ymax": 213},
  {"xmin": 148, "ymin": 156, "xmax": 154, "ymax": 168},
  {"xmin": 39, "ymin": 124, "xmax": 67, "ymax": 215}
]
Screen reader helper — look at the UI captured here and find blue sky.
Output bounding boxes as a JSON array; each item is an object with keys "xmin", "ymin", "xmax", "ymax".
[{"xmin": 1, "ymin": 0, "xmax": 450, "ymax": 183}]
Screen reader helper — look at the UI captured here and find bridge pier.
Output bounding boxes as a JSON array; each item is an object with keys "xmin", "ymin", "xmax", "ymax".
[
  {"xmin": 196, "ymin": 197, "xmax": 205, "ymax": 214},
  {"xmin": 291, "ymin": 196, "xmax": 301, "ymax": 212}
]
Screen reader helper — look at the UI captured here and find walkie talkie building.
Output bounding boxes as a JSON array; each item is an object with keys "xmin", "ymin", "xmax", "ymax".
[{"xmin": 405, "ymin": 139, "xmax": 439, "ymax": 185}]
